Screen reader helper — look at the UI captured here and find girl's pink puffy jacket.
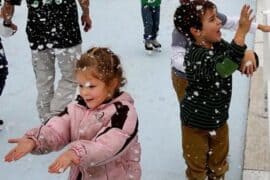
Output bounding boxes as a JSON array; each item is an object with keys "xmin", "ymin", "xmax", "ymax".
[{"xmin": 25, "ymin": 92, "xmax": 141, "ymax": 180}]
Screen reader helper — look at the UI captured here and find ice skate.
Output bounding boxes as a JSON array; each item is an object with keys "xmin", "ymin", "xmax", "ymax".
[
  {"xmin": 145, "ymin": 40, "xmax": 154, "ymax": 55},
  {"xmin": 151, "ymin": 39, "xmax": 161, "ymax": 52}
]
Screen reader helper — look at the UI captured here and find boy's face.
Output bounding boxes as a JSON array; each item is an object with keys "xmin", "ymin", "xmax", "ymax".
[{"xmin": 199, "ymin": 8, "xmax": 222, "ymax": 46}]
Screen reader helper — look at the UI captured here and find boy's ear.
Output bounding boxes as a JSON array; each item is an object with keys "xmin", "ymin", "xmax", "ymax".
[{"xmin": 190, "ymin": 27, "xmax": 201, "ymax": 38}]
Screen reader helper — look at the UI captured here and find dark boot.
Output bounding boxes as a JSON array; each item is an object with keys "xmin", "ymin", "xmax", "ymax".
[{"xmin": 0, "ymin": 119, "xmax": 4, "ymax": 130}]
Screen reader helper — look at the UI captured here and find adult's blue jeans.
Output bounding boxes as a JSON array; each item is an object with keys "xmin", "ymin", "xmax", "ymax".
[{"xmin": 141, "ymin": 5, "xmax": 160, "ymax": 40}]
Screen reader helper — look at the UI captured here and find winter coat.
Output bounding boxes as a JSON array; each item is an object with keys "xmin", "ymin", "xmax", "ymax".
[
  {"xmin": 141, "ymin": 0, "xmax": 161, "ymax": 7},
  {"xmin": 25, "ymin": 92, "xmax": 141, "ymax": 180}
]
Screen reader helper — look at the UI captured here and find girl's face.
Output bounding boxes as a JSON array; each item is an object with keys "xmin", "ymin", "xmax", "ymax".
[
  {"xmin": 76, "ymin": 70, "xmax": 112, "ymax": 109},
  {"xmin": 200, "ymin": 8, "xmax": 222, "ymax": 46}
]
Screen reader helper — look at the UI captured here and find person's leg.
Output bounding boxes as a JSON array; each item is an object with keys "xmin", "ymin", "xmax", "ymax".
[
  {"xmin": 182, "ymin": 125, "xmax": 209, "ymax": 180},
  {"xmin": 31, "ymin": 49, "xmax": 55, "ymax": 123},
  {"xmin": 151, "ymin": 6, "xmax": 160, "ymax": 41},
  {"xmin": 171, "ymin": 69, "xmax": 188, "ymax": 103},
  {"xmin": 49, "ymin": 44, "xmax": 81, "ymax": 119},
  {"xmin": 141, "ymin": 5, "xmax": 154, "ymax": 41},
  {"xmin": 207, "ymin": 123, "xmax": 229, "ymax": 179},
  {"xmin": 0, "ymin": 44, "xmax": 8, "ymax": 129},
  {"xmin": 0, "ymin": 44, "xmax": 8, "ymax": 96}
]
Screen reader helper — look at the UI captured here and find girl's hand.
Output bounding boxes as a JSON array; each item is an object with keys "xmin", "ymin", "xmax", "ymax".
[
  {"xmin": 238, "ymin": 4, "xmax": 255, "ymax": 34},
  {"xmin": 4, "ymin": 137, "xmax": 36, "ymax": 162},
  {"xmin": 48, "ymin": 150, "xmax": 80, "ymax": 174}
]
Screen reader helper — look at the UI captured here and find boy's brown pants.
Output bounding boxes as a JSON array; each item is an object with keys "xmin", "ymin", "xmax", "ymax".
[
  {"xmin": 182, "ymin": 123, "xmax": 229, "ymax": 180},
  {"xmin": 171, "ymin": 70, "xmax": 188, "ymax": 103},
  {"xmin": 171, "ymin": 70, "xmax": 229, "ymax": 179}
]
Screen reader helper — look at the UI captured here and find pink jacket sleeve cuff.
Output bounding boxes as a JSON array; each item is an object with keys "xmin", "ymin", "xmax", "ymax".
[{"xmin": 69, "ymin": 142, "xmax": 88, "ymax": 158}]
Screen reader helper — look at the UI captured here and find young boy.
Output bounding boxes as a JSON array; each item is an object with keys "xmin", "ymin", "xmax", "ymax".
[
  {"xmin": 141, "ymin": 0, "xmax": 161, "ymax": 51},
  {"xmin": 174, "ymin": 0, "xmax": 257, "ymax": 179},
  {"xmin": 171, "ymin": 0, "xmax": 268, "ymax": 103}
]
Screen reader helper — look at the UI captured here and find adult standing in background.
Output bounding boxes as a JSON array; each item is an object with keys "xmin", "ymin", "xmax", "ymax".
[
  {"xmin": 2, "ymin": 0, "xmax": 92, "ymax": 123},
  {"xmin": 141, "ymin": 0, "xmax": 162, "ymax": 51}
]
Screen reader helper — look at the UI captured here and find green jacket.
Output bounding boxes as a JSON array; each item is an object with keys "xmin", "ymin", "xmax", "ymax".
[{"xmin": 141, "ymin": 0, "xmax": 161, "ymax": 7}]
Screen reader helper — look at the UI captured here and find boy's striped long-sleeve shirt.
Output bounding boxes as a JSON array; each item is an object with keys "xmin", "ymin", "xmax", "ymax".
[{"xmin": 180, "ymin": 39, "xmax": 247, "ymax": 130}]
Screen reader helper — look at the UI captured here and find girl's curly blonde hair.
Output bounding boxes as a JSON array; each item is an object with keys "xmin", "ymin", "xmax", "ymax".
[{"xmin": 76, "ymin": 47, "xmax": 126, "ymax": 91}]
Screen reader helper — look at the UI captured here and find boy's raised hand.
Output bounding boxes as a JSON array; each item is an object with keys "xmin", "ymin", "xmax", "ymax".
[
  {"xmin": 239, "ymin": 4, "xmax": 255, "ymax": 34},
  {"xmin": 4, "ymin": 137, "xmax": 36, "ymax": 162},
  {"xmin": 48, "ymin": 150, "xmax": 80, "ymax": 174},
  {"xmin": 240, "ymin": 50, "xmax": 257, "ymax": 76}
]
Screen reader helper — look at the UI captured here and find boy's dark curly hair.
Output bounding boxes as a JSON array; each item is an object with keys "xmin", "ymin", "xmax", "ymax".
[{"xmin": 174, "ymin": 0, "xmax": 216, "ymax": 41}]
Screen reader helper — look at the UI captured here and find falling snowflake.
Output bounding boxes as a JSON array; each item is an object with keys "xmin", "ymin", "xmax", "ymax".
[
  {"xmin": 209, "ymin": 130, "xmax": 216, "ymax": 136},
  {"xmin": 46, "ymin": 43, "xmax": 53, "ymax": 48},
  {"xmin": 58, "ymin": 168, "xmax": 64, "ymax": 173},
  {"xmin": 193, "ymin": 91, "xmax": 199, "ymax": 96},
  {"xmin": 196, "ymin": 5, "xmax": 203, "ymax": 10},
  {"xmin": 215, "ymin": 82, "xmax": 220, "ymax": 88},
  {"xmin": 84, "ymin": 82, "xmax": 91, "ymax": 88}
]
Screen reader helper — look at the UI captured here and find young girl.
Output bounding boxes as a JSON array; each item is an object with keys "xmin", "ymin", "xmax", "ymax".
[{"xmin": 5, "ymin": 47, "xmax": 141, "ymax": 180}]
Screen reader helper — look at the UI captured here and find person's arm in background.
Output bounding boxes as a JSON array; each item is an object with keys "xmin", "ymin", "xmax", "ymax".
[
  {"xmin": 171, "ymin": 28, "xmax": 187, "ymax": 72},
  {"xmin": 222, "ymin": 16, "xmax": 270, "ymax": 33},
  {"xmin": 1, "ymin": 0, "xmax": 18, "ymax": 31},
  {"xmin": 77, "ymin": 0, "xmax": 92, "ymax": 32}
]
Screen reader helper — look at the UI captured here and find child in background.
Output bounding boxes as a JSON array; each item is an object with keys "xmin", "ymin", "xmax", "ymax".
[
  {"xmin": 0, "ymin": 3, "xmax": 17, "ymax": 130},
  {"xmin": 141, "ymin": 0, "xmax": 162, "ymax": 51},
  {"xmin": 5, "ymin": 47, "xmax": 141, "ymax": 180},
  {"xmin": 174, "ymin": 0, "xmax": 257, "ymax": 179}
]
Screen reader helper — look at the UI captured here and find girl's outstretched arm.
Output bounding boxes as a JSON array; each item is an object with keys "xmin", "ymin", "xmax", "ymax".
[
  {"xmin": 4, "ymin": 137, "xmax": 36, "ymax": 162},
  {"xmin": 48, "ymin": 149, "xmax": 80, "ymax": 174}
]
